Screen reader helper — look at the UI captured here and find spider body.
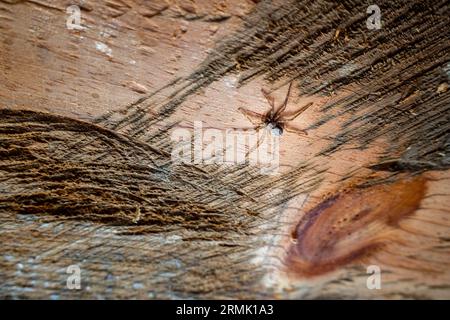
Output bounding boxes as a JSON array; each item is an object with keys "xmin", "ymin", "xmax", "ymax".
[
  {"xmin": 238, "ymin": 81, "xmax": 313, "ymax": 138},
  {"xmin": 267, "ymin": 122, "xmax": 283, "ymax": 136}
]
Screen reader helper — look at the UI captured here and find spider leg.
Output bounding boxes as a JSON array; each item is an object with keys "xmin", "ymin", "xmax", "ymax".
[
  {"xmin": 284, "ymin": 123, "xmax": 308, "ymax": 136},
  {"xmin": 261, "ymin": 88, "xmax": 276, "ymax": 116},
  {"xmin": 238, "ymin": 107, "xmax": 264, "ymax": 126},
  {"xmin": 279, "ymin": 102, "xmax": 313, "ymax": 122},
  {"xmin": 246, "ymin": 126, "xmax": 268, "ymax": 158},
  {"xmin": 229, "ymin": 126, "xmax": 261, "ymax": 131},
  {"xmin": 255, "ymin": 127, "xmax": 268, "ymax": 149},
  {"xmin": 274, "ymin": 81, "xmax": 293, "ymax": 118}
]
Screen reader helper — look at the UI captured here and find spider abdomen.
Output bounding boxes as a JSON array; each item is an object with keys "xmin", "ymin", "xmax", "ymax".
[{"xmin": 268, "ymin": 122, "xmax": 283, "ymax": 136}]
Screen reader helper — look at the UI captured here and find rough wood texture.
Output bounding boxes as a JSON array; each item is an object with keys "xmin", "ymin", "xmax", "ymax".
[{"xmin": 0, "ymin": 0, "xmax": 449, "ymax": 299}]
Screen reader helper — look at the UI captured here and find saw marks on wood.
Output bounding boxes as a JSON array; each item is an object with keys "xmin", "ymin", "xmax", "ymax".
[{"xmin": 0, "ymin": 108, "xmax": 325, "ymax": 235}]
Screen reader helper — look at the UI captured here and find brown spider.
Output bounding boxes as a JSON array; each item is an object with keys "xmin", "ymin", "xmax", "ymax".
[{"xmin": 238, "ymin": 81, "xmax": 313, "ymax": 138}]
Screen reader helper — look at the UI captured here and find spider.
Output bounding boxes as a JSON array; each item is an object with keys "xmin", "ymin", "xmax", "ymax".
[{"xmin": 238, "ymin": 81, "xmax": 313, "ymax": 139}]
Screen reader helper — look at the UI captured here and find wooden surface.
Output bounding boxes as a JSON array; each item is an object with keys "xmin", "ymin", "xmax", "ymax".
[{"xmin": 0, "ymin": 0, "xmax": 449, "ymax": 299}]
